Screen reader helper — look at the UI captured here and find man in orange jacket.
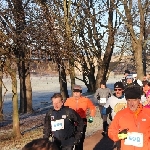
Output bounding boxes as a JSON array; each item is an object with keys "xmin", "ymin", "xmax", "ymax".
[
  {"xmin": 64, "ymin": 85, "xmax": 96, "ymax": 150},
  {"xmin": 108, "ymin": 86, "xmax": 150, "ymax": 150}
]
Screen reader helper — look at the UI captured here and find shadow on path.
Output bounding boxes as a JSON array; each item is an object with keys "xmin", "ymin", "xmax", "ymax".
[{"xmin": 93, "ymin": 136, "xmax": 114, "ymax": 150}]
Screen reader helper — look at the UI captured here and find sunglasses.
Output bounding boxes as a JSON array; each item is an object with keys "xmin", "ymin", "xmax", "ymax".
[
  {"xmin": 73, "ymin": 89, "xmax": 82, "ymax": 93},
  {"xmin": 114, "ymin": 89, "xmax": 122, "ymax": 91}
]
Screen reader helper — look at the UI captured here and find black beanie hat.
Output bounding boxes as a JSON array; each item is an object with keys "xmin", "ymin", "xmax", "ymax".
[
  {"xmin": 124, "ymin": 86, "xmax": 142, "ymax": 100},
  {"xmin": 100, "ymin": 80, "xmax": 106, "ymax": 86},
  {"xmin": 124, "ymin": 70, "xmax": 130, "ymax": 74},
  {"xmin": 114, "ymin": 82, "xmax": 124, "ymax": 89}
]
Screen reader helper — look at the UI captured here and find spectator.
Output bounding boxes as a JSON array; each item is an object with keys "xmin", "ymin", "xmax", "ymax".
[
  {"xmin": 146, "ymin": 73, "xmax": 150, "ymax": 82},
  {"xmin": 22, "ymin": 138, "xmax": 59, "ymax": 150},
  {"xmin": 142, "ymin": 82, "xmax": 150, "ymax": 96},
  {"xmin": 144, "ymin": 90, "xmax": 150, "ymax": 108},
  {"xmin": 141, "ymin": 75, "xmax": 148, "ymax": 87},
  {"xmin": 123, "ymin": 74, "xmax": 141, "ymax": 89},
  {"xmin": 43, "ymin": 93, "xmax": 83, "ymax": 150},
  {"xmin": 120, "ymin": 70, "xmax": 130, "ymax": 87},
  {"xmin": 64, "ymin": 85, "xmax": 96, "ymax": 150},
  {"xmin": 141, "ymin": 82, "xmax": 150, "ymax": 105},
  {"xmin": 108, "ymin": 86, "xmax": 150, "ymax": 150},
  {"xmin": 94, "ymin": 80, "xmax": 112, "ymax": 136}
]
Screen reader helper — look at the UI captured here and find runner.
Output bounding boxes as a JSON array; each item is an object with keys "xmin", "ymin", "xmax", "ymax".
[
  {"xmin": 103, "ymin": 82, "xmax": 126, "ymax": 120},
  {"xmin": 43, "ymin": 93, "xmax": 83, "ymax": 150},
  {"xmin": 108, "ymin": 86, "xmax": 150, "ymax": 150},
  {"xmin": 94, "ymin": 80, "xmax": 112, "ymax": 136},
  {"xmin": 64, "ymin": 85, "xmax": 96, "ymax": 150},
  {"xmin": 120, "ymin": 70, "xmax": 130, "ymax": 87}
]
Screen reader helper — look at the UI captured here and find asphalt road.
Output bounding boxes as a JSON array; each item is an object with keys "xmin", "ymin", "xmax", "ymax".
[{"xmin": 84, "ymin": 130, "xmax": 116, "ymax": 150}]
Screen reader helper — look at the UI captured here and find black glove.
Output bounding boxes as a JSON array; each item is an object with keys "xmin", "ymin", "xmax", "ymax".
[
  {"xmin": 115, "ymin": 140, "xmax": 121, "ymax": 149},
  {"xmin": 74, "ymin": 138, "xmax": 80, "ymax": 145},
  {"xmin": 119, "ymin": 129, "xmax": 128, "ymax": 134},
  {"xmin": 97, "ymin": 94, "xmax": 100, "ymax": 100},
  {"xmin": 106, "ymin": 106, "xmax": 112, "ymax": 114}
]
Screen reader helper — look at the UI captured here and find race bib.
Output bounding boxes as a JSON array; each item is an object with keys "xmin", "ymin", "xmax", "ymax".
[
  {"xmin": 51, "ymin": 119, "xmax": 64, "ymax": 131},
  {"xmin": 100, "ymin": 98, "xmax": 106, "ymax": 103},
  {"xmin": 124, "ymin": 132, "xmax": 143, "ymax": 147}
]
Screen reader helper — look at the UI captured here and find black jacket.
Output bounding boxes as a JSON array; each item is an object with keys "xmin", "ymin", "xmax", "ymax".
[{"xmin": 43, "ymin": 105, "xmax": 83, "ymax": 146}]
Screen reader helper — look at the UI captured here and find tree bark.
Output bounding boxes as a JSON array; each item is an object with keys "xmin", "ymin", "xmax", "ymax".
[
  {"xmin": 0, "ymin": 67, "xmax": 3, "ymax": 121},
  {"xmin": 11, "ymin": 0, "xmax": 28, "ymax": 113},
  {"xmin": 11, "ymin": 70, "xmax": 21, "ymax": 138},
  {"xmin": 88, "ymin": 62, "xmax": 96, "ymax": 92},
  {"xmin": 25, "ymin": 71, "xmax": 33, "ymax": 113},
  {"xmin": 69, "ymin": 59, "xmax": 75, "ymax": 95},
  {"xmin": 58, "ymin": 61, "xmax": 69, "ymax": 101},
  {"xmin": 132, "ymin": 42, "xmax": 144, "ymax": 79},
  {"xmin": 5, "ymin": 59, "xmax": 21, "ymax": 138},
  {"xmin": 18, "ymin": 60, "xmax": 27, "ymax": 113}
]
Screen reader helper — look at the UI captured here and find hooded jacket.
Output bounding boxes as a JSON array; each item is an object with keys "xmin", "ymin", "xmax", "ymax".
[{"xmin": 108, "ymin": 107, "xmax": 150, "ymax": 150}]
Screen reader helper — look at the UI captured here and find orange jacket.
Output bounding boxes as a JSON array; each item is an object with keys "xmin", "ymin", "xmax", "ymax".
[
  {"xmin": 64, "ymin": 96, "xmax": 96, "ymax": 118},
  {"xmin": 108, "ymin": 107, "xmax": 150, "ymax": 150}
]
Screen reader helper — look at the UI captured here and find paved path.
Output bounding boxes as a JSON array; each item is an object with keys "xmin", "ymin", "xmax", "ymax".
[{"xmin": 84, "ymin": 130, "xmax": 116, "ymax": 150}]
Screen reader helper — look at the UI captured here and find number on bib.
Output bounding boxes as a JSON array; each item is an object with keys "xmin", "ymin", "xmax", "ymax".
[
  {"xmin": 100, "ymin": 98, "xmax": 106, "ymax": 103},
  {"xmin": 51, "ymin": 119, "xmax": 64, "ymax": 131},
  {"xmin": 124, "ymin": 132, "xmax": 143, "ymax": 147}
]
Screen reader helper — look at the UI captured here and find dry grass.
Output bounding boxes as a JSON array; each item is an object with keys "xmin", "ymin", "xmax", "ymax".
[
  {"xmin": 1, "ymin": 128, "xmax": 43, "ymax": 150},
  {"xmin": 0, "ymin": 114, "xmax": 45, "ymax": 150}
]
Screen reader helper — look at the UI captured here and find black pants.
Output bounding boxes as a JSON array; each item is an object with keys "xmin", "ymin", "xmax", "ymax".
[
  {"xmin": 61, "ymin": 145, "xmax": 75, "ymax": 150},
  {"xmin": 76, "ymin": 124, "xmax": 87, "ymax": 150},
  {"xmin": 54, "ymin": 139, "xmax": 75, "ymax": 150}
]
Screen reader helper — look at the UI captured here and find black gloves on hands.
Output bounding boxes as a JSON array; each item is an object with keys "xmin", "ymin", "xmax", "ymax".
[{"xmin": 74, "ymin": 139, "xmax": 80, "ymax": 145}]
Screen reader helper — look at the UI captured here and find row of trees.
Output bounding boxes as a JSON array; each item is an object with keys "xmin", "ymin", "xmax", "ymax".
[{"xmin": 0, "ymin": 0, "xmax": 150, "ymax": 138}]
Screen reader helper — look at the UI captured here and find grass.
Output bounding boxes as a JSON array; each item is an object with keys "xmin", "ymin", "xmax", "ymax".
[{"xmin": 1, "ymin": 127, "xmax": 43, "ymax": 150}]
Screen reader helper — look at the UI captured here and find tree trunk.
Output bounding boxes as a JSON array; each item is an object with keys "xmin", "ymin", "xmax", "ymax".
[
  {"xmin": 0, "ymin": 68, "xmax": 3, "ymax": 121},
  {"xmin": 5, "ymin": 58, "xmax": 21, "ymax": 138},
  {"xmin": 121, "ymin": 0, "xmax": 145, "ymax": 79},
  {"xmin": 96, "ymin": 0, "xmax": 114, "ymax": 89},
  {"xmin": 18, "ymin": 60, "xmax": 27, "ymax": 113},
  {"xmin": 11, "ymin": 70, "xmax": 21, "ymax": 138},
  {"xmin": 58, "ymin": 62, "xmax": 69, "ymax": 101},
  {"xmin": 69, "ymin": 59, "xmax": 75, "ymax": 95},
  {"xmin": 25, "ymin": 71, "xmax": 33, "ymax": 113},
  {"xmin": 11, "ymin": 0, "xmax": 27, "ymax": 114},
  {"xmin": 96, "ymin": 66, "xmax": 106, "ymax": 90},
  {"xmin": 88, "ymin": 62, "xmax": 96, "ymax": 92},
  {"xmin": 133, "ymin": 43, "xmax": 144, "ymax": 80}
]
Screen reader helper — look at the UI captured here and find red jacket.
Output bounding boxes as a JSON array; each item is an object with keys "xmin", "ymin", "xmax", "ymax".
[
  {"xmin": 64, "ymin": 96, "xmax": 96, "ymax": 118},
  {"xmin": 108, "ymin": 107, "xmax": 150, "ymax": 150}
]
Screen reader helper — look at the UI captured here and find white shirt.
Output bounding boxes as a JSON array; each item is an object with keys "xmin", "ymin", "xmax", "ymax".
[{"xmin": 104, "ymin": 95, "xmax": 127, "ymax": 119}]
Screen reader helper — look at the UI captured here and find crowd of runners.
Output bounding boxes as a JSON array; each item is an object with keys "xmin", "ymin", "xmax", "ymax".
[{"xmin": 22, "ymin": 70, "xmax": 150, "ymax": 150}]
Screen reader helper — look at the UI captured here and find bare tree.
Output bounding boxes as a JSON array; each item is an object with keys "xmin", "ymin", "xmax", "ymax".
[
  {"xmin": 115, "ymin": 0, "xmax": 150, "ymax": 80},
  {"xmin": 0, "ymin": 0, "xmax": 34, "ymax": 113},
  {"xmin": 4, "ymin": 57, "xmax": 21, "ymax": 138}
]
